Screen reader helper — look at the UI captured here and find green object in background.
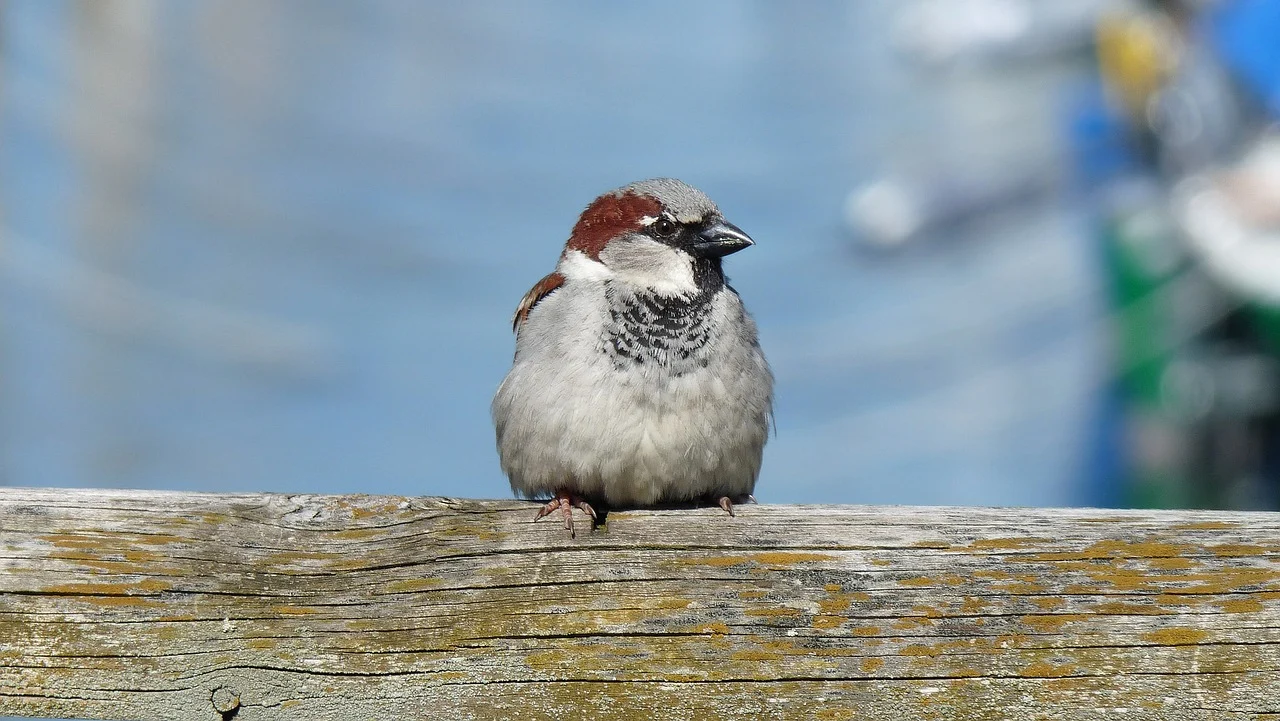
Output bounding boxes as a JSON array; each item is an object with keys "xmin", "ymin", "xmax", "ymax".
[
  {"xmin": 1100, "ymin": 196, "xmax": 1208, "ymax": 509},
  {"xmin": 1106, "ymin": 181, "xmax": 1280, "ymax": 511},
  {"xmin": 1250, "ymin": 303, "xmax": 1280, "ymax": 357},
  {"xmin": 1102, "ymin": 203, "xmax": 1184, "ymax": 405}
]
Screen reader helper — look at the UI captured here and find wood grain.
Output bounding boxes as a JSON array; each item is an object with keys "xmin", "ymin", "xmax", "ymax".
[{"xmin": 2, "ymin": 488, "xmax": 1280, "ymax": 720}]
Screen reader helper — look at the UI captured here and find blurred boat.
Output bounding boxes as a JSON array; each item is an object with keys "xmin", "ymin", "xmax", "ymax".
[
  {"xmin": 857, "ymin": 0, "xmax": 1280, "ymax": 509},
  {"xmin": 847, "ymin": 0, "xmax": 1115, "ymax": 249},
  {"xmin": 844, "ymin": 165, "xmax": 1057, "ymax": 249},
  {"xmin": 893, "ymin": 0, "xmax": 1119, "ymax": 66},
  {"xmin": 1095, "ymin": 0, "xmax": 1280, "ymax": 509}
]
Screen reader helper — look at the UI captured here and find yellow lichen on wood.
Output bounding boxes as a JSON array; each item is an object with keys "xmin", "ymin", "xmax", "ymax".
[
  {"xmin": 1020, "ymin": 614, "xmax": 1087, "ymax": 633},
  {"xmin": 1021, "ymin": 661, "xmax": 1078, "ymax": 678},
  {"xmin": 967, "ymin": 537, "xmax": 1053, "ymax": 550},
  {"xmin": 1173, "ymin": 520, "xmax": 1240, "ymax": 530},
  {"xmin": 384, "ymin": 578, "xmax": 444, "ymax": 593},
  {"xmin": 1140, "ymin": 627, "xmax": 1210, "ymax": 645},
  {"xmin": 1219, "ymin": 597, "xmax": 1264, "ymax": 613}
]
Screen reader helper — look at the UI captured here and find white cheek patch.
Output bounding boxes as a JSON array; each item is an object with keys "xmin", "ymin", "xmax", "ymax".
[
  {"xmin": 598, "ymin": 236, "xmax": 698, "ymax": 297},
  {"xmin": 559, "ymin": 249, "xmax": 613, "ymax": 282}
]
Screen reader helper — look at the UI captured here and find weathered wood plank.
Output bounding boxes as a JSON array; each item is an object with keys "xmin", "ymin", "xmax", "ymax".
[{"xmin": 2, "ymin": 488, "xmax": 1280, "ymax": 720}]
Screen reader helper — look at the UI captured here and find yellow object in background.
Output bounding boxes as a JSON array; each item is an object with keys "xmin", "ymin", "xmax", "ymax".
[{"xmin": 1096, "ymin": 11, "xmax": 1181, "ymax": 119}]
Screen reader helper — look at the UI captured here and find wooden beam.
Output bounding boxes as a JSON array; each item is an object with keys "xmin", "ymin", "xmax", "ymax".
[{"xmin": 2, "ymin": 487, "xmax": 1280, "ymax": 720}]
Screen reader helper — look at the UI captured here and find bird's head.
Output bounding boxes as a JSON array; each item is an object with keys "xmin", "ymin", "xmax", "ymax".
[{"xmin": 562, "ymin": 178, "xmax": 754, "ymax": 296}]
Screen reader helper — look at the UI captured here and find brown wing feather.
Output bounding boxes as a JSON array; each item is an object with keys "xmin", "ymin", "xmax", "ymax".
[{"xmin": 512, "ymin": 272, "xmax": 565, "ymax": 332}]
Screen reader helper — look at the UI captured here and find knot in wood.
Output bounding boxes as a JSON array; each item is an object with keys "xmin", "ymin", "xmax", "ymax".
[{"xmin": 211, "ymin": 686, "xmax": 240, "ymax": 715}]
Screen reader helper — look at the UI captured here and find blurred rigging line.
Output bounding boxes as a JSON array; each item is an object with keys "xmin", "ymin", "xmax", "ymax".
[{"xmin": 0, "ymin": 229, "xmax": 339, "ymax": 380}]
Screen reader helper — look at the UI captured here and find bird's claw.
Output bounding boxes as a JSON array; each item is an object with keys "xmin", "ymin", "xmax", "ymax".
[
  {"xmin": 717, "ymin": 494, "xmax": 757, "ymax": 517},
  {"xmin": 533, "ymin": 493, "xmax": 597, "ymax": 538}
]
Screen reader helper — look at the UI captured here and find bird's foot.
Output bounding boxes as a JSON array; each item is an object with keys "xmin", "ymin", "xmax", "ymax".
[
  {"xmin": 533, "ymin": 492, "xmax": 597, "ymax": 538},
  {"xmin": 718, "ymin": 494, "xmax": 757, "ymax": 517}
]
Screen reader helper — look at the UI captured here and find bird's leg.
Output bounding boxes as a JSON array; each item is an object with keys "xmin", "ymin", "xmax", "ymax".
[
  {"xmin": 717, "ymin": 494, "xmax": 757, "ymax": 517},
  {"xmin": 532, "ymin": 491, "xmax": 597, "ymax": 538}
]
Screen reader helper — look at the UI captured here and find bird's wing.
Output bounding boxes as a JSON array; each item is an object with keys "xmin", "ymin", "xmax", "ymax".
[{"xmin": 511, "ymin": 271, "xmax": 565, "ymax": 332}]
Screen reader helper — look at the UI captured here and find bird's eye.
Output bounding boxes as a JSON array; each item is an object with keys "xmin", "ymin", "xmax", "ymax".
[{"xmin": 653, "ymin": 218, "xmax": 677, "ymax": 238}]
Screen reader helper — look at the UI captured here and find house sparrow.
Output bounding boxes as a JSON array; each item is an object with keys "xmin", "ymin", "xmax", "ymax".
[{"xmin": 492, "ymin": 178, "xmax": 773, "ymax": 536}]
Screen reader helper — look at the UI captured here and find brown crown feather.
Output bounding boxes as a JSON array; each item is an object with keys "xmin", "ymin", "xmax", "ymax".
[{"xmin": 566, "ymin": 190, "xmax": 663, "ymax": 259}]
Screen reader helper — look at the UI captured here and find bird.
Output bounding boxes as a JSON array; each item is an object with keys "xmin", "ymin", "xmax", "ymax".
[{"xmin": 492, "ymin": 178, "xmax": 773, "ymax": 537}]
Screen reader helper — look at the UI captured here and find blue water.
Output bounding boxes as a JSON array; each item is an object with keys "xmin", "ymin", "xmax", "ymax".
[{"xmin": 0, "ymin": 1, "xmax": 1105, "ymax": 507}]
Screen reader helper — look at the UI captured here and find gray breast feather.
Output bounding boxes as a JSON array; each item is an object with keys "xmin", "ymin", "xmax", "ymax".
[{"xmin": 492, "ymin": 280, "xmax": 773, "ymax": 506}]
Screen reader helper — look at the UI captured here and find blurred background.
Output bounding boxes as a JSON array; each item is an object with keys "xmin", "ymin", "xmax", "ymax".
[{"xmin": 3, "ymin": 0, "xmax": 1280, "ymax": 511}]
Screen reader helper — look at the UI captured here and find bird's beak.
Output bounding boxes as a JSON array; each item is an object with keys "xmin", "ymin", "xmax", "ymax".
[{"xmin": 690, "ymin": 220, "xmax": 754, "ymax": 258}]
